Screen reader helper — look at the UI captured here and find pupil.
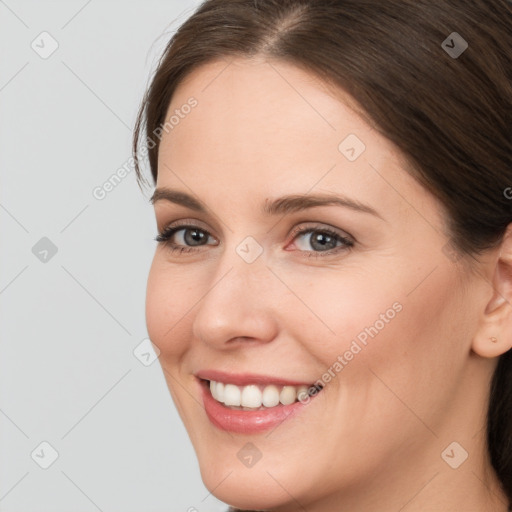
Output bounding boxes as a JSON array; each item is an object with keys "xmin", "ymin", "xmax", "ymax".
[
  {"xmin": 185, "ymin": 229, "xmax": 206, "ymax": 246},
  {"xmin": 312, "ymin": 232, "xmax": 335, "ymax": 251}
]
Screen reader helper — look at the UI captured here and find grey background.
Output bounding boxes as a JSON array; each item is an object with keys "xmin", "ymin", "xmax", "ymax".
[{"xmin": 0, "ymin": 1, "xmax": 226, "ymax": 510}]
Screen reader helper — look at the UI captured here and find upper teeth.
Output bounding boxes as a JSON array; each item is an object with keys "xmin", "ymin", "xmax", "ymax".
[{"xmin": 209, "ymin": 380, "xmax": 316, "ymax": 409}]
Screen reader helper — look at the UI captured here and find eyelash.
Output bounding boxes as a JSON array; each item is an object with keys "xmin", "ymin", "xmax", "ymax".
[{"xmin": 154, "ymin": 221, "xmax": 354, "ymax": 258}]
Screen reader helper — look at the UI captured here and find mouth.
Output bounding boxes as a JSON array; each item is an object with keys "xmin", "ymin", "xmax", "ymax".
[
  {"xmin": 202, "ymin": 378, "xmax": 323, "ymax": 410},
  {"xmin": 196, "ymin": 375, "xmax": 324, "ymax": 434}
]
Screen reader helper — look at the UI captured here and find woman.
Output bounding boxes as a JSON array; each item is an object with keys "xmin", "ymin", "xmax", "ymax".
[{"xmin": 132, "ymin": 1, "xmax": 512, "ymax": 510}]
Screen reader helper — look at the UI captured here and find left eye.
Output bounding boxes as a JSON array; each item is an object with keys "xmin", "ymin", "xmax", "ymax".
[{"xmin": 292, "ymin": 227, "xmax": 354, "ymax": 254}]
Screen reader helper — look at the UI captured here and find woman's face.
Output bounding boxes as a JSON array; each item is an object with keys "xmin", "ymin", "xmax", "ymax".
[{"xmin": 146, "ymin": 57, "xmax": 494, "ymax": 509}]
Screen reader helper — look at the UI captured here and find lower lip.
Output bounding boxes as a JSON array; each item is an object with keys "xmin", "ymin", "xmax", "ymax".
[{"xmin": 199, "ymin": 379, "xmax": 318, "ymax": 434}]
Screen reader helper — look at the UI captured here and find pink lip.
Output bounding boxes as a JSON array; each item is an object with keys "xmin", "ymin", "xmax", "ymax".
[
  {"xmin": 196, "ymin": 375, "xmax": 322, "ymax": 434},
  {"xmin": 195, "ymin": 369, "xmax": 315, "ymax": 387}
]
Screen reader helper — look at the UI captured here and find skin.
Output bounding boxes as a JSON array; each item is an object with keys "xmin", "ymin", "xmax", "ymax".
[{"xmin": 146, "ymin": 56, "xmax": 512, "ymax": 511}]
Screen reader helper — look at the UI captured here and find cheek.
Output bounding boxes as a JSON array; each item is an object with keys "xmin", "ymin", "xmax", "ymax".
[
  {"xmin": 276, "ymin": 264, "xmax": 407, "ymax": 367},
  {"xmin": 145, "ymin": 258, "xmax": 194, "ymax": 357},
  {"xmin": 280, "ymin": 258, "xmax": 464, "ymax": 393}
]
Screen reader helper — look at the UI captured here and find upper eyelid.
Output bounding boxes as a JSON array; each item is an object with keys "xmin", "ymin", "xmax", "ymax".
[
  {"xmin": 156, "ymin": 219, "xmax": 213, "ymax": 237},
  {"xmin": 156, "ymin": 211, "xmax": 353, "ymax": 234},
  {"xmin": 289, "ymin": 223, "xmax": 352, "ymax": 239},
  {"xmin": 158, "ymin": 221, "xmax": 353, "ymax": 245}
]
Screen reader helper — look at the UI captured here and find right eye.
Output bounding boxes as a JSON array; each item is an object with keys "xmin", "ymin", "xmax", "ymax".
[{"xmin": 155, "ymin": 224, "xmax": 218, "ymax": 253}]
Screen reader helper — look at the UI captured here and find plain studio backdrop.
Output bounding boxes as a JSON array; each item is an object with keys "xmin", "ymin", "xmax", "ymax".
[{"xmin": 0, "ymin": 1, "xmax": 227, "ymax": 511}]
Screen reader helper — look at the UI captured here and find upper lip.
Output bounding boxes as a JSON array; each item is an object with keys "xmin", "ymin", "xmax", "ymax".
[{"xmin": 195, "ymin": 369, "xmax": 316, "ymax": 387}]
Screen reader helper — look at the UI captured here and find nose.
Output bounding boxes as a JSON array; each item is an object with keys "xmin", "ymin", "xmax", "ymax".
[{"xmin": 192, "ymin": 249, "xmax": 280, "ymax": 350}]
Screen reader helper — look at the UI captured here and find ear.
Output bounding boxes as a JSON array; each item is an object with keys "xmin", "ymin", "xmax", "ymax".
[{"xmin": 472, "ymin": 223, "xmax": 512, "ymax": 358}]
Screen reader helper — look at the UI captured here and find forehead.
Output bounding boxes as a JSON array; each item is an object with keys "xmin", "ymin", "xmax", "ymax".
[
  {"xmin": 162, "ymin": 56, "xmax": 372, "ymax": 162},
  {"xmin": 157, "ymin": 57, "xmax": 437, "ymax": 223}
]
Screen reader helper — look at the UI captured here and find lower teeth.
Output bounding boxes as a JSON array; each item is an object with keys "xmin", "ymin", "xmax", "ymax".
[{"xmin": 227, "ymin": 404, "xmax": 284, "ymax": 411}]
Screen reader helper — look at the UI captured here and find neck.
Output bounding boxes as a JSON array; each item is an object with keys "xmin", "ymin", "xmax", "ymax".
[{"xmin": 271, "ymin": 433, "xmax": 509, "ymax": 511}]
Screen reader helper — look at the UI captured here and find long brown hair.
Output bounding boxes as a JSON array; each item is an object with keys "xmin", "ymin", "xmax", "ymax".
[{"xmin": 133, "ymin": 0, "xmax": 512, "ymax": 506}]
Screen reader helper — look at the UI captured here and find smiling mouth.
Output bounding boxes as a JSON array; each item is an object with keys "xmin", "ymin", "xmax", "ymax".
[{"xmin": 201, "ymin": 378, "xmax": 324, "ymax": 411}]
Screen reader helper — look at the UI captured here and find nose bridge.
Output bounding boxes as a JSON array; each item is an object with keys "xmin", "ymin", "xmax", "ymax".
[
  {"xmin": 211, "ymin": 230, "xmax": 272, "ymax": 298},
  {"xmin": 192, "ymin": 238, "xmax": 279, "ymax": 347}
]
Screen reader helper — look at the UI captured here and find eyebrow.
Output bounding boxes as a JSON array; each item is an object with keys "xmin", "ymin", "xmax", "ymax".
[{"xmin": 150, "ymin": 187, "xmax": 384, "ymax": 220}]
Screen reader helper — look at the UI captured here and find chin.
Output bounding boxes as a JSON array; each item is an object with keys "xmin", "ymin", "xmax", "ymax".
[{"xmin": 199, "ymin": 461, "xmax": 299, "ymax": 511}]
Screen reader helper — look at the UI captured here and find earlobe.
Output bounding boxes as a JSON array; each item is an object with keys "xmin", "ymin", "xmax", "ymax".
[
  {"xmin": 472, "ymin": 224, "xmax": 512, "ymax": 358},
  {"xmin": 472, "ymin": 333, "xmax": 511, "ymax": 358}
]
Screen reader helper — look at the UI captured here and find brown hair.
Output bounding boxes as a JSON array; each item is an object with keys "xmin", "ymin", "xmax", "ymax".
[{"xmin": 133, "ymin": 0, "xmax": 512, "ymax": 506}]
